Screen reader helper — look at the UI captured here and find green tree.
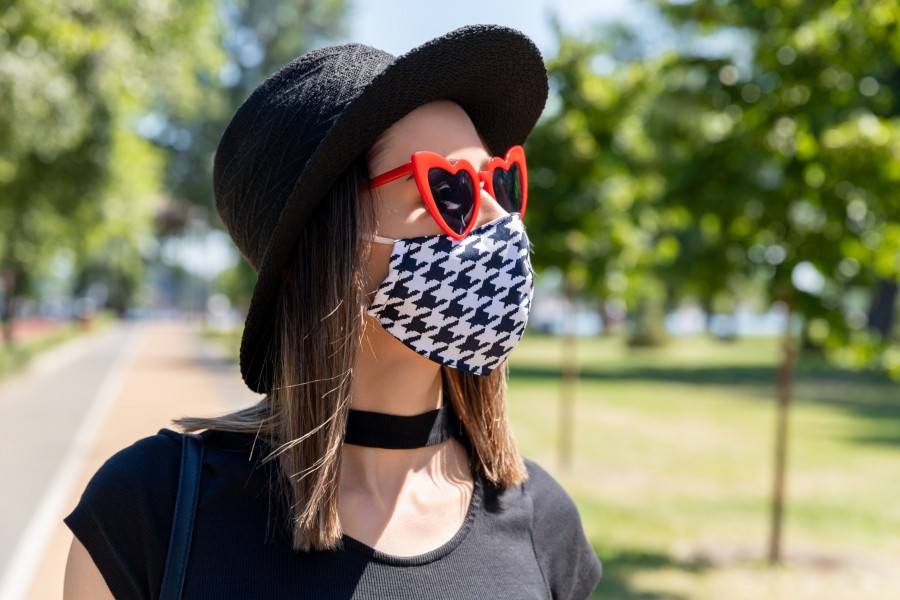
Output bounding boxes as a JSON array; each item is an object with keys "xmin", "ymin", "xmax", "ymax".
[
  {"xmin": 649, "ymin": 0, "xmax": 900, "ymax": 369},
  {"xmin": 527, "ymin": 24, "xmax": 677, "ymax": 346},
  {"xmin": 646, "ymin": 0, "xmax": 900, "ymax": 565},
  {"xmin": 0, "ymin": 0, "xmax": 225, "ymax": 338},
  {"xmin": 161, "ymin": 0, "xmax": 348, "ymax": 212},
  {"xmin": 149, "ymin": 0, "xmax": 349, "ymax": 313},
  {"xmin": 525, "ymin": 23, "xmax": 686, "ymax": 466},
  {"xmin": 530, "ymin": 0, "xmax": 899, "ymax": 561}
]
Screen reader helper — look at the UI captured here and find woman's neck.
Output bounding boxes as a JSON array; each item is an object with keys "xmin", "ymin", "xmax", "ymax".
[
  {"xmin": 342, "ymin": 317, "xmax": 467, "ymax": 496},
  {"xmin": 349, "ymin": 317, "xmax": 444, "ymax": 415}
]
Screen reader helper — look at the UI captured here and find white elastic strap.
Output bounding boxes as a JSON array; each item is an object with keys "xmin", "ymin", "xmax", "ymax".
[{"xmin": 362, "ymin": 232, "xmax": 397, "ymax": 245}]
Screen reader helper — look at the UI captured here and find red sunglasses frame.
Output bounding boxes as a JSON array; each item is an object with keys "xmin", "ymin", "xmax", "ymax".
[{"xmin": 369, "ymin": 145, "xmax": 528, "ymax": 240}]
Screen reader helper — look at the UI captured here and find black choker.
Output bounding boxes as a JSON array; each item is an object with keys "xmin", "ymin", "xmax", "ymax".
[{"xmin": 344, "ymin": 404, "xmax": 456, "ymax": 449}]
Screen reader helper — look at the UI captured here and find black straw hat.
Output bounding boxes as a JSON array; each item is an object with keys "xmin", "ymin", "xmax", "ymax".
[{"xmin": 214, "ymin": 24, "xmax": 549, "ymax": 393}]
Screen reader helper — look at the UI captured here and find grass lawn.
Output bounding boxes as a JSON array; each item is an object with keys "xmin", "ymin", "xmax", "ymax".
[{"xmin": 508, "ymin": 332, "xmax": 900, "ymax": 599}]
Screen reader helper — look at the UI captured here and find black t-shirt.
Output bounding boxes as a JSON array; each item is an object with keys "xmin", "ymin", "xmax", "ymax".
[{"xmin": 65, "ymin": 428, "xmax": 602, "ymax": 599}]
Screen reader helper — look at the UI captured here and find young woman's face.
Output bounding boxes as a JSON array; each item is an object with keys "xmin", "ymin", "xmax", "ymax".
[{"xmin": 365, "ymin": 100, "xmax": 510, "ymax": 295}]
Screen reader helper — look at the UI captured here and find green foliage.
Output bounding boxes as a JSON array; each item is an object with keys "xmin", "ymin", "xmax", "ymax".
[
  {"xmin": 158, "ymin": 0, "xmax": 349, "ymax": 308},
  {"xmin": 0, "ymin": 0, "xmax": 350, "ymax": 320},
  {"xmin": 530, "ymin": 1, "xmax": 900, "ymax": 376},
  {"xmin": 0, "ymin": 0, "xmax": 226, "ymax": 318},
  {"xmin": 161, "ymin": 0, "xmax": 349, "ymax": 211},
  {"xmin": 653, "ymin": 0, "xmax": 900, "ymax": 376},
  {"xmin": 527, "ymin": 27, "xmax": 653, "ymax": 303},
  {"xmin": 214, "ymin": 256, "xmax": 256, "ymax": 313},
  {"xmin": 525, "ymin": 24, "xmax": 676, "ymax": 343}
]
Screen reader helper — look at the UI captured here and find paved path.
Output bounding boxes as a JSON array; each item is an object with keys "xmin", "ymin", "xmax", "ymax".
[{"xmin": 0, "ymin": 319, "xmax": 260, "ymax": 600}]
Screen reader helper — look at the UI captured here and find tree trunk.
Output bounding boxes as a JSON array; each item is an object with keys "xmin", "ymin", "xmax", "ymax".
[
  {"xmin": 627, "ymin": 296, "xmax": 668, "ymax": 347},
  {"xmin": 0, "ymin": 268, "xmax": 18, "ymax": 348},
  {"xmin": 769, "ymin": 298, "xmax": 795, "ymax": 565},
  {"xmin": 867, "ymin": 278, "xmax": 897, "ymax": 337},
  {"xmin": 597, "ymin": 298, "xmax": 609, "ymax": 337},
  {"xmin": 0, "ymin": 304, "xmax": 13, "ymax": 347},
  {"xmin": 700, "ymin": 296, "xmax": 714, "ymax": 335}
]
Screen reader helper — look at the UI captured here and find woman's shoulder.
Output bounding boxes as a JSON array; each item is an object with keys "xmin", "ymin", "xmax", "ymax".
[
  {"xmin": 76, "ymin": 428, "xmax": 184, "ymax": 504},
  {"xmin": 64, "ymin": 428, "xmax": 191, "ymax": 534},
  {"xmin": 70, "ymin": 427, "xmax": 264, "ymax": 507},
  {"xmin": 481, "ymin": 456, "xmax": 582, "ymax": 519},
  {"xmin": 64, "ymin": 427, "xmax": 268, "ymax": 598},
  {"xmin": 106, "ymin": 426, "xmax": 183, "ymax": 466},
  {"xmin": 520, "ymin": 457, "xmax": 578, "ymax": 511},
  {"xmin": 515, "ymin": 457, "xmax": 603, "ymax": 600},
  {"xmin": 63, "ymin": 428, "xmax": 186, "ymax": 599}
]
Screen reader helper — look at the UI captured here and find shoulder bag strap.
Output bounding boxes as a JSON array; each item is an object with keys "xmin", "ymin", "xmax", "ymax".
[{"xmin": 160, "ymin": 432, "xmax": 204, "ymax": 600}]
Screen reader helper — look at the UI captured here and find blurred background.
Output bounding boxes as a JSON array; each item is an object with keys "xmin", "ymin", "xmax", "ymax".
[{"xmin": 1, "ymin": 0, "xmax": 898, "ymax": 598}]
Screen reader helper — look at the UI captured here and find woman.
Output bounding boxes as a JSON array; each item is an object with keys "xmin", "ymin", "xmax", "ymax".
[{"xmin": 64, "ymin": 25, "xmax": 602, "ymax": 599}]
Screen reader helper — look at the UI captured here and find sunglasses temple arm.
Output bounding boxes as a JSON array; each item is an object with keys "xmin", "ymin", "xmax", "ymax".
[{"xmin": 370, "ymin": 162, "xmax": 414, "ymax": 188}]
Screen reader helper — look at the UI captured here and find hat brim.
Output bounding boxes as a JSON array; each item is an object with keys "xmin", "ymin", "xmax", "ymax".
[{"xmin": 239, "ymin": 24, "xmax": 549, "ymax": 393}]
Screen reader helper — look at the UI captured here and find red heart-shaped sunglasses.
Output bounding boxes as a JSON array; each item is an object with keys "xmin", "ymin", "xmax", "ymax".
[{"xmin": 369, "ymin": 145, "xmax": 528, "ymax": 240}]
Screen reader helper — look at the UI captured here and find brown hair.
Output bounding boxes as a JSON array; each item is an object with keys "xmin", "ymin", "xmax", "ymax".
[{"xmin": 176, "ymin": 150, "xmax": 526, "ymax": 551}]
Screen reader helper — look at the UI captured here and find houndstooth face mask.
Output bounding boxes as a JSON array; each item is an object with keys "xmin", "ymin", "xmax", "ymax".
[{"xmin": 366, "ymin": 212, "xmax": 534, "ymax": 375}]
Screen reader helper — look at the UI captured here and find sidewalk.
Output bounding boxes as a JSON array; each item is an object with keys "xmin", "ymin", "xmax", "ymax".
[{"xmin": 3, "ymin": 320, "xmax": 258, "ymax": 600}]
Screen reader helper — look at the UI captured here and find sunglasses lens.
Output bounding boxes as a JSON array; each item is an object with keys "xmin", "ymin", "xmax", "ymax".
[
  {"xmin": 428, "ymin": 168, "xmax": 476, "ymax": 235},
  {"xmin": 491, "ymin": 163, "xmax": 524, "ymax": 213}
]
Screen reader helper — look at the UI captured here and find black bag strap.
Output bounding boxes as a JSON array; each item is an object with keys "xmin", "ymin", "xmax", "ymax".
[{"xmin": 160, "ymin": 432, "xmax": 204, "ymax": 600}]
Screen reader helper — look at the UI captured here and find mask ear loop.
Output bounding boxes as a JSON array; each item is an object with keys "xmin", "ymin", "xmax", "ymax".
[
  {"xmin": 360, "ymin": 232, "xmax": 397, "ymax": 312},
  {"xmin": 362, "ymin": 232, "xmax": 397, "ymax": 245}
]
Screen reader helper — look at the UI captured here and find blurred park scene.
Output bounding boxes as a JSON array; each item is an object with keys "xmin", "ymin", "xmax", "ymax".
[{"xmin": 1, "ymin": 0, "xmax": 898, "ymax": 599}]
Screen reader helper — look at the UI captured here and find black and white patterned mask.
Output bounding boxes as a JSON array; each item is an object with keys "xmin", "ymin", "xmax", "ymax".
[{"xmin": 366, "ymin": 213, "xmax": 534, "ymax": 375}]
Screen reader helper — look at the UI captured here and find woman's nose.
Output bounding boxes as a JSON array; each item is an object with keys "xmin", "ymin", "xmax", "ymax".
[{"xmin": 474, "ymin": 186, "xmax": 508, "ymax": 228}]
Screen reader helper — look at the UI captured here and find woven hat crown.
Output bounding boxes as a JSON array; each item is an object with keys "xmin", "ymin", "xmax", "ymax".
[{"xmin": 214, "ymin": 44, "xmax": 393, "ymax": 271}]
